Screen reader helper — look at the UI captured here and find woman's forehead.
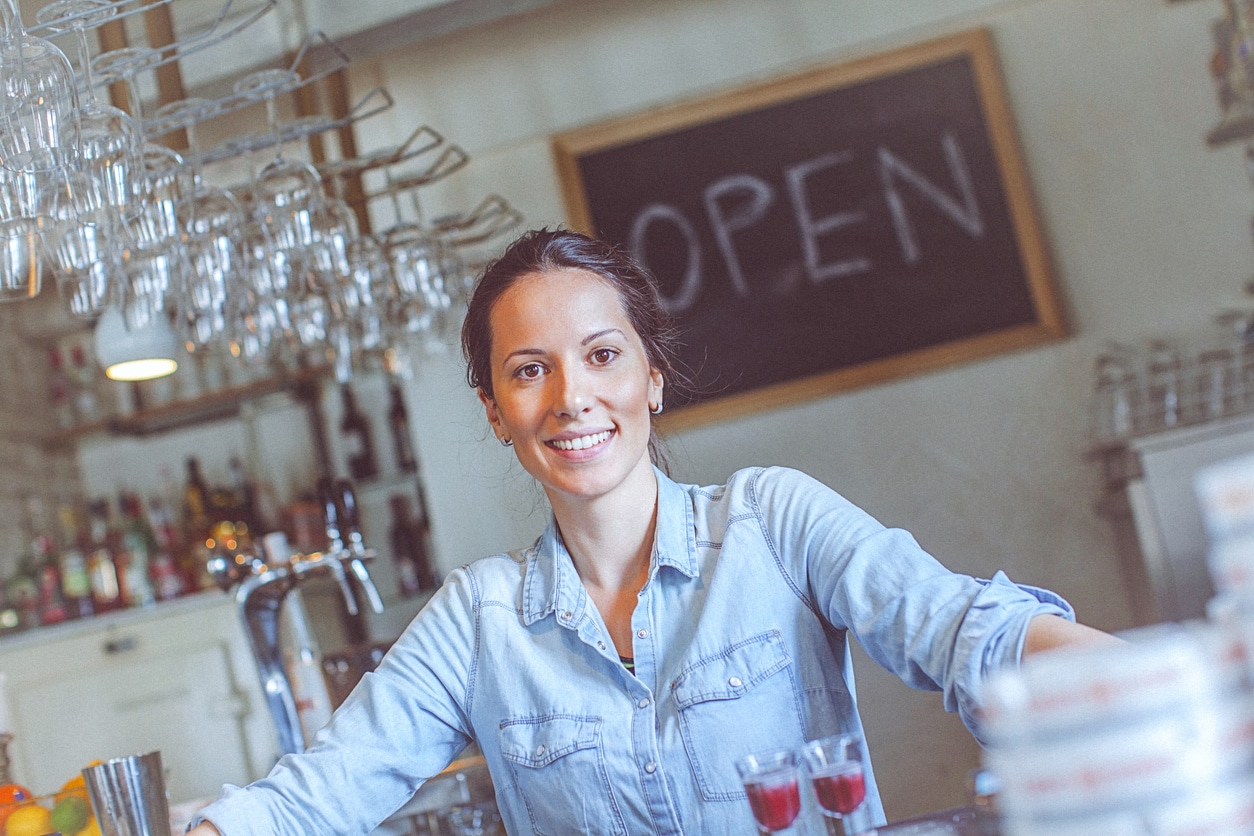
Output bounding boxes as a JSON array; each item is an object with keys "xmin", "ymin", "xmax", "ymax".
[{"xmin": 492, "ymin": 268, "xmax": 633, "ymax": 332}]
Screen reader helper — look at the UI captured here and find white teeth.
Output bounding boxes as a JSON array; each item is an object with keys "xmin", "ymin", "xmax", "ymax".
[{"xmin": 551, "ymin": 431, "xmax": 611, "ymax": 451}]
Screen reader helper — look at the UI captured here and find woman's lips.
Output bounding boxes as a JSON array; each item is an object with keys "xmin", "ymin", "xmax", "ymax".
[{"xmin": 547, "ymin": 429, "xmax": 613, "ymax": 451}]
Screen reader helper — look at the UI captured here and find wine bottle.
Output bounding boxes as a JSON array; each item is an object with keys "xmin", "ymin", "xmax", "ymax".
[
  {"xmin": 339, "ymin": 384, "xmax": 379, "ymax": 482},
  {"xmin": 85, "ymin": 500, "xmax": 123, "ymax": 613},
  {"xmin": 57, "ymin": 504, "xmax": 94, "ymax": 620},
  {"xmin": 388, "ymin": 493, "xmax": 438, "ymax": 596},
  {"xmin": 34, "ymin": 535, "xmax": 67, "ymax": 626},
  {"xmin": 119, "ymin": 493, "xmax": 157, "ymax": 608},
  {"xmin": 387, "ymin": 381, "xmax": 418, "ymax": 473}
]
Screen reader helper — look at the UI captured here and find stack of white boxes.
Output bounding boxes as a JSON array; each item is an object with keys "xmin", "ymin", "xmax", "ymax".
[{"xmin": 981, "ymin": 450, "xmax": 1254, "ymax": 835}]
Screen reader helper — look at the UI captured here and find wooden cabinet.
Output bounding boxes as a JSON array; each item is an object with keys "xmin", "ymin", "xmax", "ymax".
[{"xmin": 0, "ymin": 593, "xmax": 278, "ymax": 805}]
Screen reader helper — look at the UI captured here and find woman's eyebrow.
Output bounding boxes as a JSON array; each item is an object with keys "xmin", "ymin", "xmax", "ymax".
[{"xmin": 582, "ymin": 328, "xmax": 626, "ymax": 345}]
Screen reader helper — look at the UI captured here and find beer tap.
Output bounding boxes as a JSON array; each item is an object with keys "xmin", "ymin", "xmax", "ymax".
[
  {"xmin": 210, "ymin": 480, "xmax": 386, "ymax": 756},
  {"xmin": 317, "ymin": 477, "xmax": 362, "ymax": 617},
  {"xmin": 336, "ymin": 479, "xmax": 385, "ymax": 614}
]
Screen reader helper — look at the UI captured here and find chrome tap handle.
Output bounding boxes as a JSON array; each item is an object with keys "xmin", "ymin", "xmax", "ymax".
[
  {"xmin": 336, "ymin": 479, "xmax": 367, "ymax": 555},
  {"xmin": 237, "ymin": 570, "xmax": 304, "ymax": 756},
  {"xmin": 326, "ymin": 553, "xmax": 361, "ymax": 616},
  {"xmin": 346, "ymin": 555, "xmax": 385, "ymax": 614},
  {"xmin": 319, "ymin": 476, "xmax": 345, "ymax": 552}
]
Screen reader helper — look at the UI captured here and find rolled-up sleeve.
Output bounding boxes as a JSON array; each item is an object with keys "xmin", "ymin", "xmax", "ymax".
[
  {"xmin": 753, "ymin": 467, "xmax": 1074, "ymax": 737},
  {"xmin": 192, "ymin": 568, "xmax": 480, "ymax": 835}
]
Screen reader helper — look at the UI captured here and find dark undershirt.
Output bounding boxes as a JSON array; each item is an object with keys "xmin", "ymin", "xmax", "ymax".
[{"xmin": 620, "ymin": 655, "xmax": 635, "ymax": 674}]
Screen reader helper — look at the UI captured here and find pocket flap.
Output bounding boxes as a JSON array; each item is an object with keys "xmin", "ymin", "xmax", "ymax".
[
  {"xmin": 498, "ymin": 715, "xmax": 601, "ymax": 768},
  {"xmin": 672, "ymin": 630, "xmax": 791, "ymax": 710}
]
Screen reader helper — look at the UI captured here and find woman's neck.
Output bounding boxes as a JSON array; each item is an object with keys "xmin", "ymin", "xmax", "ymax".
[{"xmin": 548, "ymin": 459, "xmax": 659, "ymax": 594}]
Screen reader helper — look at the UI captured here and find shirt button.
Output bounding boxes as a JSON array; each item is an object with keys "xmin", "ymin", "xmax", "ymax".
[
  {"xmin": 535, "ymin": 745, "xmax": 546, "ymax": 757},
  {"xmin": 561, "ymin": 611, "xmax": 572, "ymax": 621},
  {"xmin": 637, "ymin": 697, "xmax": 649, "ymax": 708},
  {"xmin": 597, "ymin": 641, "xmax": 606, "ymax": 650},
  {"xmin": 636, "ymin": 629, "xmax": 648, "ymax": 639},
  {"xmin": 729, "ymin": 676, "xmax": 743, "ymax": 688},
  {"xmin": 644, "ymin": 761, "xmax": 657, "ymax": 774}
]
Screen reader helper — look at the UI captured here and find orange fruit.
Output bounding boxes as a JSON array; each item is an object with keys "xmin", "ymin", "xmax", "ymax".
[
  {"xmin": 78, "ymin": 815, "xmax": 101, "ymax": 836},
  {"xmin": 0, "ymin": 787, "xmax": 32, "ymax": 829},
  {"xmin": 4, "ymin": 802, "xmax": 50, "ymax": 836}
]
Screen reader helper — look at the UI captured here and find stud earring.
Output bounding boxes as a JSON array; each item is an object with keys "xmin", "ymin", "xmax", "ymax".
[
  {"xmin": 649, "ymin": 401, "xmax": 663, "ymax": 415},
  {"xmin": 500, "ymin": 436, "xmax": 513, "ymax": 447}
]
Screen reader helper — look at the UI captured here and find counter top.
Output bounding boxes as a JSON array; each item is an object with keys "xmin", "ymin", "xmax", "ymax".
[{"xmin": 0, "ymin": 590, "xmax": 234, "ymax": 651}]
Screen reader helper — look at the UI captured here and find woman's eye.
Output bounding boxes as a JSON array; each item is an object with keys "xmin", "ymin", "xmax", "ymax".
[
  {"xmin": 515, "ymin": 363, "xmax": 544, "ymax": 380},
  {"xmin": 590, "ymin": 348, "xmax": 619, "ymax": 365}
]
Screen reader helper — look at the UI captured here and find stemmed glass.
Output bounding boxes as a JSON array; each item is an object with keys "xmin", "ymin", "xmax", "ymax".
[
  {"xmin": 36, "ymin": 0, "xmax": 145, "ymax": 216},
  {"xmin": 800, "ymin": 734, "xmax": 872, "ymax": 836},
  {"xmin": 736, "ymin": 749, "xmax": 803, "ymax": 834},
  {"xmin": 0, "ymin": 0, "xmax": 80, "ymax": 178}
]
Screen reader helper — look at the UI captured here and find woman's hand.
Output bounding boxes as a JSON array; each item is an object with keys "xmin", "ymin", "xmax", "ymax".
[{"xmin": 1024, "ymin": 614, "xmax": 1121, "ymax": 656}]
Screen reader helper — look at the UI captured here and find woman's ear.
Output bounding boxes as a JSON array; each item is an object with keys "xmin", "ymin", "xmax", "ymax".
[
  {"xmin": 649, "ymin": 369, "xmax": 664, "ymax": 408},
  {"xmin": 479, "ymin": 388, "xmax": 503, "ymax": 434}
]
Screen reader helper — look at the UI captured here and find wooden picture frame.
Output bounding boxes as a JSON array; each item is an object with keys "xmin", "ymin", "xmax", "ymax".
[{"xmin": 552, "ymin": 28, "xmax": 1066, "ymax": 430}]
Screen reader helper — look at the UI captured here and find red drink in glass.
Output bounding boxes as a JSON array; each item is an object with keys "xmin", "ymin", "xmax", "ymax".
[
  {"xmin": 744, "ymin": 768, "xmax": 802, "ymax": 831},
  {"xmin": 811, "ymin": 763, "xmax": 866, "ymax": 815}
]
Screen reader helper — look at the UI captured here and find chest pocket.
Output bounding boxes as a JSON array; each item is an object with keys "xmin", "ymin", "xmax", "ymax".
[
  {"xmin": 498, "ymin": 715, "xmax": 626, "ymax": 836},
  {"xmin": 672, "ymin": 629, "xmax": 807, "ymax": 801}
]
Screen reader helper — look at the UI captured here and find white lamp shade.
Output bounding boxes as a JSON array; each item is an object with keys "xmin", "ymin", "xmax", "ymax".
[{"xmin": 93, "ymin": 305, "xmax": 180, "ymax": 381}]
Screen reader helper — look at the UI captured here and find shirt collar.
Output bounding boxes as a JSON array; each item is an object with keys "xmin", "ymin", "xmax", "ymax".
[{"xmin": 521, "ymin": 466, "xmax": 699, "ymax": 627}]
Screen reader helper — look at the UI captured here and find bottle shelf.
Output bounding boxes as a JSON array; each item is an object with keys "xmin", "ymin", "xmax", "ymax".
[{"xmin": 43, "ymin": 365, "xmax": 327, "ymax": 446}]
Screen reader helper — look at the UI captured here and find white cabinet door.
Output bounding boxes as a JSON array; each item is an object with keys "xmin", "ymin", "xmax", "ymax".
[{"xmin": 0, "ymin": 594, "xmax": 278, "ymax": 804}]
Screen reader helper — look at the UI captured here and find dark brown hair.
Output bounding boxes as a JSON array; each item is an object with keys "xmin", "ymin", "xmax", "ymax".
[{"xmin": 461, "ymin": 227, "xmax": 685, "ymax": 468}]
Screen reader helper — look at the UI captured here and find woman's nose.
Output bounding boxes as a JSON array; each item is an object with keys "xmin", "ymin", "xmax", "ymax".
[{"xmin": 553, "ymin": 367, "xmax": 592, "ymax": 416}]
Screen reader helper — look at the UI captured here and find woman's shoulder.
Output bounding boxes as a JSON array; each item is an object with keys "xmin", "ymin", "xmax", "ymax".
[
  {"xmin": 677, "ymin": 465, "xmax": 832, "ymax": 503},
  {"xmin": 677, "ymin": 465, "xmax": 870, "ymax": 527}
]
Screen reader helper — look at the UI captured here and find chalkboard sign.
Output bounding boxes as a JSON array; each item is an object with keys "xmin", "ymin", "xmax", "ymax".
[{"xmin": 552, "ymin": 28, "xmax": 1066, "ymax": 428}]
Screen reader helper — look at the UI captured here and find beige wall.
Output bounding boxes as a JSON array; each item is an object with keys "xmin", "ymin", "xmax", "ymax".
[{"xmin": 342, "ymin": 0, "xmax": 1236, "ymax": 819}]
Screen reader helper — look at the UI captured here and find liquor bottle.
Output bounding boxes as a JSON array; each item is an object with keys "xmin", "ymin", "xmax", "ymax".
[
  {"xmin": 119, "ymin": 494, "xmax": 157, "ymax": 608},
  {"xmin": 228, "ymin": 456, "xmax": 262, "ymax": 534},
  {"xmin": 339, "ymin": 384, "xmax": 379, "ymax": 482},
  {"xmin": 57, "ymin": 504, "xmax": 94, "ymax": 620},
  {"xmin": 388, "ymin": 493, "xmax": 438, "ymax": 597},
  {"xmin": 85, "ymin": 500, "xmax": 123, "ymax": 613},
  {"xmin": 281, "ymin": 590, "xmax": 335, "ymax": 748},
  {"xmin": 3, "ymin": 559, "xmax": 38, "ymax": 631},
  {"xmin": 33, "ymin": 534, "xmax": 67, "ymax": 626},
  {"xmin": 146, "ymin": 496, "xmax": 186, "ymax": 601},
  {"xmin": 387, "ymin": 380, "xmax": 418, "ymax": 473},
  {"xmin": 68, "ymin": 342, "xmax": 101, "ymax": 425},
  {"xmin": 182, "ymin": 457, "xmax": 213, "ymax": 542},
  {"xmin": 47, "ymin": 348, "xmax": 74, "ymax": 430}
]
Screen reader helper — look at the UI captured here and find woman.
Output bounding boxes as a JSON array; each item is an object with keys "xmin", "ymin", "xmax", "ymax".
[{"xmin": 190, "ymin": 228, "xmax": 1109, "ymax": 835}]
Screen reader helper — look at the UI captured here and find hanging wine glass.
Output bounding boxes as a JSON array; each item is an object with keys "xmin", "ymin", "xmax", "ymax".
[
  {"xmin": 0, "ymin": 161, "xmax": 41, "ymax": 301},
  {"xmin": 0, "ymin": 216, "xmax": 43, "ymax": 302},
  {"xmin": 177, "ymin": 184, "xmax": 244, "ymax": 349},
  {"xmin": 38, "ymin": 164, "xmax": 116, "ymax": 318},
  {"xmin": 36, "ymin": 0, "xmax": 145, "ymax": 218},
  {"xmin": 128, "ymin": 143, "xmax": 189, "ymax": 251},
  {"xmin": 0, "ymin": 0, "xmax": 80, "ymax": 178},
  {"xmin": 237, "ymin": 68, "xmax": 327, "ymax": 251}
]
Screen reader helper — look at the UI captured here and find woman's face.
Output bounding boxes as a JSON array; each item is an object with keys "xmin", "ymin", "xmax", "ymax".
[{"xmin": 480, "ymin": 268, "xmax": 663, "ymax": 505}]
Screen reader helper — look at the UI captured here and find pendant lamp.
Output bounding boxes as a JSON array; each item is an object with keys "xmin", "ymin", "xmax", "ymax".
[{"xmin": 92, "ymin": 305, "xmax": 180, "ymax": 381}]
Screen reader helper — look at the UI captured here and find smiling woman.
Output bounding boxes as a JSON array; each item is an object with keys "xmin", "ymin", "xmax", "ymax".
[{"xmin": 185, "ymin": 229, "xmax": 1112, "ymax": 836}]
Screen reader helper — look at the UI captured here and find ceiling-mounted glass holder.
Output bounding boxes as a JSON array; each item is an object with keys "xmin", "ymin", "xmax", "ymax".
[
  {"xmin": 55, "ymin": 0, "xmax": 279, "ymax": 107},
  {"xmin": 431, "ymin": 194, "xmax": 524, "ymax": 249},
  {"xmin": 316, "ymin": 125, "xmax": 445, "ymax": 183}
]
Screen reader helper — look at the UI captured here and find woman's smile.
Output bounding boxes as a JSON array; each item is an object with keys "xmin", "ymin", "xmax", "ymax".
[
  {"xmin": 481, "ymin": 268, "xmax": 663, "ymax": 504},
  {"xmin": 548, "ymin": 429, "xmax": 614, "ymax": 453}
]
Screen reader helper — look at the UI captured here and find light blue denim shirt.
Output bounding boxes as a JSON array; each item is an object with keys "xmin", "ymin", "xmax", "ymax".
[{"xmin": 198, "ymin": 466, "xmax": 1072, "ymax": 835}]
